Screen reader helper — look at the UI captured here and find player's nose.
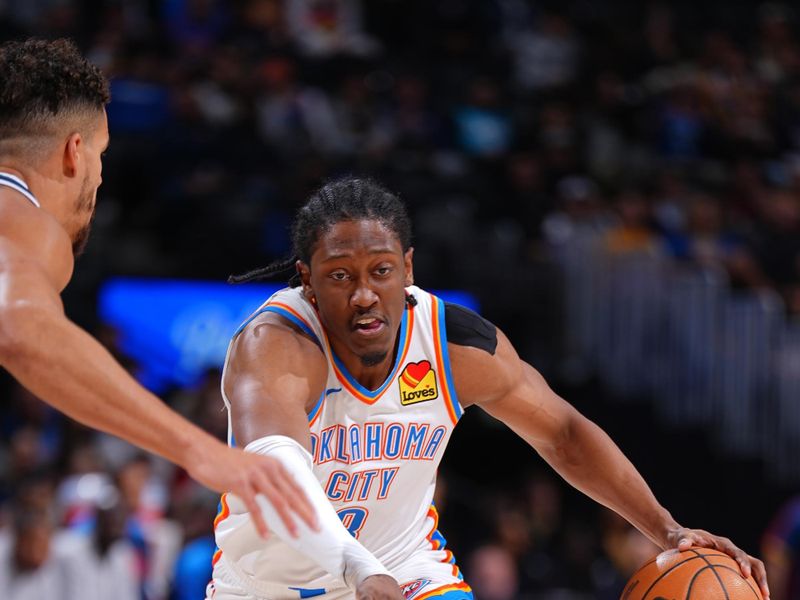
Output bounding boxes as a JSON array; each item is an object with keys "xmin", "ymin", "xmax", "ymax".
[{"xmin": 350, "ymin": 281, "xmax": 378, "ymax": 309}]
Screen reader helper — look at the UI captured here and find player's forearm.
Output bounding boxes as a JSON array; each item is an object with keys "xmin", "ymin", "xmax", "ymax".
[
  {"xmin": 538, "ymin": 413, "xmax": 681, "ymax": 548},
  {"xmin": 0, "ymin": 304, "xmax": 212, "ymax": 468},
  {"xmin": 245, "ymin": 435, "xmax": 392, "ymax": 588}
]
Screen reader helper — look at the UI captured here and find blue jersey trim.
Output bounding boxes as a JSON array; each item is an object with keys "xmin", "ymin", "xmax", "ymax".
[
  {"xmin": 308, "ymin": 391, "xmax": 325, "ymax": 423},
  {"xmin": 436, "ymin": 297, "xmax": 462, "ymax": 421},
  {"xmin": 432, "ymin": 589, "xmax": 472, "ymax": 599},
  {"xmin": 0, "ymin": 172, "xmax": 41, "ymax": 207},
  {"xmin": 288, "ymin": 587, "xmax": 327, "ymax": 598},
  {"xmin": 232, "ymin": 305, "xmax": 320, "ymax": 347},
  {"xmin": 330, "ymin": 309, "xmax": 409, "ymax": 399}
]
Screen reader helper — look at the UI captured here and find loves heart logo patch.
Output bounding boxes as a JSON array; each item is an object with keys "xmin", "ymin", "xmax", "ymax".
[{"xmin": 399, "ymin": 360, "xmax": 438, "ymax": 406}]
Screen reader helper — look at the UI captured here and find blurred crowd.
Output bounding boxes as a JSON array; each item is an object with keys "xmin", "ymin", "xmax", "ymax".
[{"xmin": 3, "ymin": 0, "xmax": 800, "ymax": 598}]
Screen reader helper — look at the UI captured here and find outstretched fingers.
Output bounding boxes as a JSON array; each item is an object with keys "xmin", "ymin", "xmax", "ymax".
[
  {"xmin": 239, "ymin": 479, "xmax": 271, "ymax": 538},
  {"xmin": 746, "ymin": 554, "xmax": 769, "ymax": 599},
  {"xmin": 676, "ymin": 529, "xmax": 770, "ymax": 599},
  {"xmin": 251, "ymin": 464, "xmax": 300, "ymax": 537}
]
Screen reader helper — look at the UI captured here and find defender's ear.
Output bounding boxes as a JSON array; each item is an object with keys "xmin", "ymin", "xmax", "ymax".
[{"xmin": 62, "ymin": 132, "xmax": 83, "ymax": 178}]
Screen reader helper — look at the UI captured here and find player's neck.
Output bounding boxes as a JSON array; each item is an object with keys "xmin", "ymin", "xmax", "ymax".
[
  {"xmin": 329, "ymin": 334, "xmax": 400, "ymax": 391},
  {"xmin": 0, "ymin": 166, "xmax": 26, "ymax": 181},
  {"xmin": 0, "ymin": 184, "xmax": 75, "ymax": 292},
  {"xmin": 0, "ymin": 164, "xmax": 55, "ymax": 209}
]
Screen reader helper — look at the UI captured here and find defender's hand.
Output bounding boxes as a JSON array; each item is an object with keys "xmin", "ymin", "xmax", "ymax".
[
  {"xmin": 188, "ymin": 440, "xmax": 318, "ymax": 538},
  {"xmin": 356, "ymin": 575, "xmax": 404, "ymax": 600},
  {"xmin": 668, "ymin": 527, "xmax": 769, "ymax": 599}
]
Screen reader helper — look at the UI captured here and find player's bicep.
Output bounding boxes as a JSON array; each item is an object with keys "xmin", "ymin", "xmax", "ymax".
[
  {"xmin": 480, "ymin": 357, "xmax": 578, "ymax": 452},
  {"xmin": 0, "ymin": 241, "xmax": 65, "ymax": 356},
  {"xmin": 224, "ymin": 319, "xmax": 327, "ymax": 451},
  {"xmin": 0, "ymin": 239, "xmax": 64, "ymax": 314},
  {"xmin": 454, "ymin": 327, "xmax": 577, "ymax": 451}
]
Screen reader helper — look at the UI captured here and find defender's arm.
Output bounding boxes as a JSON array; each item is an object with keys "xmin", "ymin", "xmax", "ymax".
[{"xmin": 0, "ymin": 237, "xmax": 315, "ymax": 536}]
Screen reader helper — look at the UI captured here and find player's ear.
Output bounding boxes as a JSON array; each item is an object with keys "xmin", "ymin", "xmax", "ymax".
[
  {"xmin": 296, "ymin": 260, "xmax": 316, "ymax": 304},
  {"xmin": 403, "ymin": 247, "xmax": 414, "ymax": 286},
  {"xmin": 62, "ymin": 132, "xmax": 82, "ymax": 178}
]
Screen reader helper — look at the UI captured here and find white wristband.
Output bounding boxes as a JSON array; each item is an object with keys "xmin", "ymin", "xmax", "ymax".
[{"xmin": 244, "ymin": 434, "xmax": 392, "ymax": 588}]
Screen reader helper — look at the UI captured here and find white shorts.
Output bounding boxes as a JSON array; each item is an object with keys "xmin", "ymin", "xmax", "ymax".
[{"xmin": 206, "ymin": 553, "xmax": 473, "ymax": 600}]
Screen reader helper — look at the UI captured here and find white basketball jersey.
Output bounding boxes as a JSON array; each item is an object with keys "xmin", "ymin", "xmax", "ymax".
[
  {"xmin": 0, "ymin": 172, "xmax": 41, "ymax": 207},
  {"xmin": 213, "ymin": 285, "xmax": 469, "ymax": 599}
]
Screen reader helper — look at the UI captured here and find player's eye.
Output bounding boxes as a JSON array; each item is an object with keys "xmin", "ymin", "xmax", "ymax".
[
  {"xmin": 330, "ymin": 271, "xmax": 348, "ymax": 281},
  {"xmin": 375, "ymin": 266, "xmax": 392, "ymax": 276}
]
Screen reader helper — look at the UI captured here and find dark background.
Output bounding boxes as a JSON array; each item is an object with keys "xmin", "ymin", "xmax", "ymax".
[{"xmin": 2, "ymin": 1, "xmax": 800, "ymax": 598}]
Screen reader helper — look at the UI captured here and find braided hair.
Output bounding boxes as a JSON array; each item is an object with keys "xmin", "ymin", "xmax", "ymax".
[{"xmin": 229, "ymin": 177, "xmax": 412, "ymax": 287}]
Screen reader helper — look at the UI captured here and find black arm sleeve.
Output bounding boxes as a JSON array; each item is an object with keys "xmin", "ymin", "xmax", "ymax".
[{"xmin": 443, "ymin": 302, "xmax": 498, "ymax": 355}]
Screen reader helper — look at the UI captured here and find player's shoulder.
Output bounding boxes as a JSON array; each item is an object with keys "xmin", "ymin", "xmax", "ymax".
[
  {"xmin": 0, "ymin": 194, "xmax": 73, "ymax": 290},
  {"xmin": 423, "ymin": 295, "xmax": 519, "ymax": 408},
  {"xmin": 230, "ymin": 288, "xmax": 323, "ymax": 363},
  {"xmin": 412, "ymin": 283, "xmax": 498, "ymax": 355}
]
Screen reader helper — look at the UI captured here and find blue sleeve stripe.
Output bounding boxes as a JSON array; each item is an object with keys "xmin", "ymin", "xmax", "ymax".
[
  {"xmin": 307, "ymin": 391, "xmax": 324, "ymax": 424},
  {"xmin": 232, "ymin": 306, "xmax": 320, "ymax": 346},
  {"xmin": 436, "ymin": 297, "xmax": 463, "ymax": 421}
]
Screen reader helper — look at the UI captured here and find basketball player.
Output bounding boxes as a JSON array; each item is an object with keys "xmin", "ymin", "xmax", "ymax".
[
  {"xmin": 0, "ymin": 38, "xmax": 316, "ymax": 540},
  {"xmin": 211, "ymin": 178, "xmax": 770, "ymax": 600}
]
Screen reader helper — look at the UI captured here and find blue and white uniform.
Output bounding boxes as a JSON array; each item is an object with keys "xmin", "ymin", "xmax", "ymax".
[
  {"xmin": 210, "ymin": 285, "xmax": 472, "ymax": 600},
  {"xmin": 0, "ymin": 172, "xmax": 41, "ymax": 207}
]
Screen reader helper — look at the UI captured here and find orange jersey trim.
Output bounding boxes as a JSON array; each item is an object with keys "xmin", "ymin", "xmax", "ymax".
[
  {"xmin": 214, "ymin": 493, "xmax": 230, "ymax": 529},
  {"xmin": 267, "ymin": 302, "xmax": 317, "ymax": 334},
  {"xmin": 325, "ymin": 306, "xmax": 415, "ymax": 405},
  {"xmin": 414, "ymin": 581, "xmax": 472, "ymax": 600},
  {"xmin": 431, "ymin": 296, "xmax": 458, "ymax": 425}
]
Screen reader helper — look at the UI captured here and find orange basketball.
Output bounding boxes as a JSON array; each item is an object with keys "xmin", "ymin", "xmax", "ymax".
[{"xmin": 621, "ymin": 547, "xmax": 763, "ymax": 600}]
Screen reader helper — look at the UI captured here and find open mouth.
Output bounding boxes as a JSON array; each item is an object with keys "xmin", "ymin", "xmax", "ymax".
[{"xmin": 352, "ymin": 316, "xmax": 386, "ymax": 336}]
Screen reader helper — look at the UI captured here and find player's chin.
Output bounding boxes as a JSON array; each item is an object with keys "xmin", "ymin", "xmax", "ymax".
[
  {"xmin": 357, "ymin": 348, "xmax": 390, "ymax": 367},
  {"xmin": 349, "ymin": 334, "xmax": 391, "ymax": 365}
]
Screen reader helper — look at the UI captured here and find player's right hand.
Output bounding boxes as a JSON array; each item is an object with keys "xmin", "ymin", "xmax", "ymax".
[
  {"xmin": 356, "ymin": 575, "xmax": 405, "ymax": 600},
  {"xmin": 187, "ymin": 440, "xmax": 318, "ymax": 538}
]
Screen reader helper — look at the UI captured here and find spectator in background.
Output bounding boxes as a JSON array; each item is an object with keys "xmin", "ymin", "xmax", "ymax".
[
  {"xmin": 0, "ymin": 504, "xmax": 80, "ymax": 600},
  {"xmin": 603, "ymin": 188, "xmax": 662, "ymax": 256},
  {"xmin": 169, "ymin": 485, "xmax": 218, "ymax": 600},
  {"xmin": 116, "ymin": 456, "xmax": 182, "ymax": 600},
  {"xmin": 255, "ymin": 56, "xmax": 344, "ymax": 157},
  {"xmin": 285, "ymin": 0, "xmax": 379, "ymax": 59},
  {"xmin": 663, "ymin": 191, "xmax": 768, "ymax": 289},
  {"xmin": 503, "ymin": 10, "xmax": 580, "ymax": 94},
  {"xmin": 542, "ymin": 175, "xmax": 611, "ymax": 248},
  {"xmin": 466, "ymin": 544, "xmax": 520, "ymax": 600},
  {"xmin": 453, "ymin": 76, "xmax": 512, "ymax": 159},
  {"xmin": 162, "ymin": 0, "xmax": 229, "ymax": 53},
  {"xmin": 763, "ymin": 495, "xmax": 800, "ymax": 600},
  {"xmin": 749, "ymin": 186, "xmax": 800, "ymax": 311},
  {"xmin": 64, "ymin": 493, "xmax": 140, "ymax": 600},
  {"xmin": 593, "ymin": 510, "xmax": 660, "ymax": 600}
]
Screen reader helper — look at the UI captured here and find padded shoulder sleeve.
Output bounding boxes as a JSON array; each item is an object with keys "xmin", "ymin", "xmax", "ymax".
[{"xmin": 443, "ymin": 301, "xmax": 497, "ymax": 355}]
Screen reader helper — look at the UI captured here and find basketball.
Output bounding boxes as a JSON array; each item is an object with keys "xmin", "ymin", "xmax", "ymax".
[{"xmin": 621, "ymin": 548, "xmax": 763, "ymax": 600}]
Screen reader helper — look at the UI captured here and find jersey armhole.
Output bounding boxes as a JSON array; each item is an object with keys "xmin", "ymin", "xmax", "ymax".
[{"xmin": 443, "ymin": 302, "xmax": 497, "ymax": 355}]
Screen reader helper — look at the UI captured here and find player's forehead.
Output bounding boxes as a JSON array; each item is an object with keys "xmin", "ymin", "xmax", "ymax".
[{"xmin": 312, "ymin": 219, "xmax": 404, "ymax": 262}]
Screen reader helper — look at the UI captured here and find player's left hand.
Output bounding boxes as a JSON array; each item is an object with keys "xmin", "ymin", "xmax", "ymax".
[{"xmin": 667, "ymin": 527, "xmax": 769, "ymax": 599}]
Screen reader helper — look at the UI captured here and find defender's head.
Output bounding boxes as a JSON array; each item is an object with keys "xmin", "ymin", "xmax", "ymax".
[
  {"xmin": 0, "ymin": 38, "xmax": 110, "ymax": 255},
  {"xmin": 296, "ymin": 178, "xmax": 414, "ymax": 367}
]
